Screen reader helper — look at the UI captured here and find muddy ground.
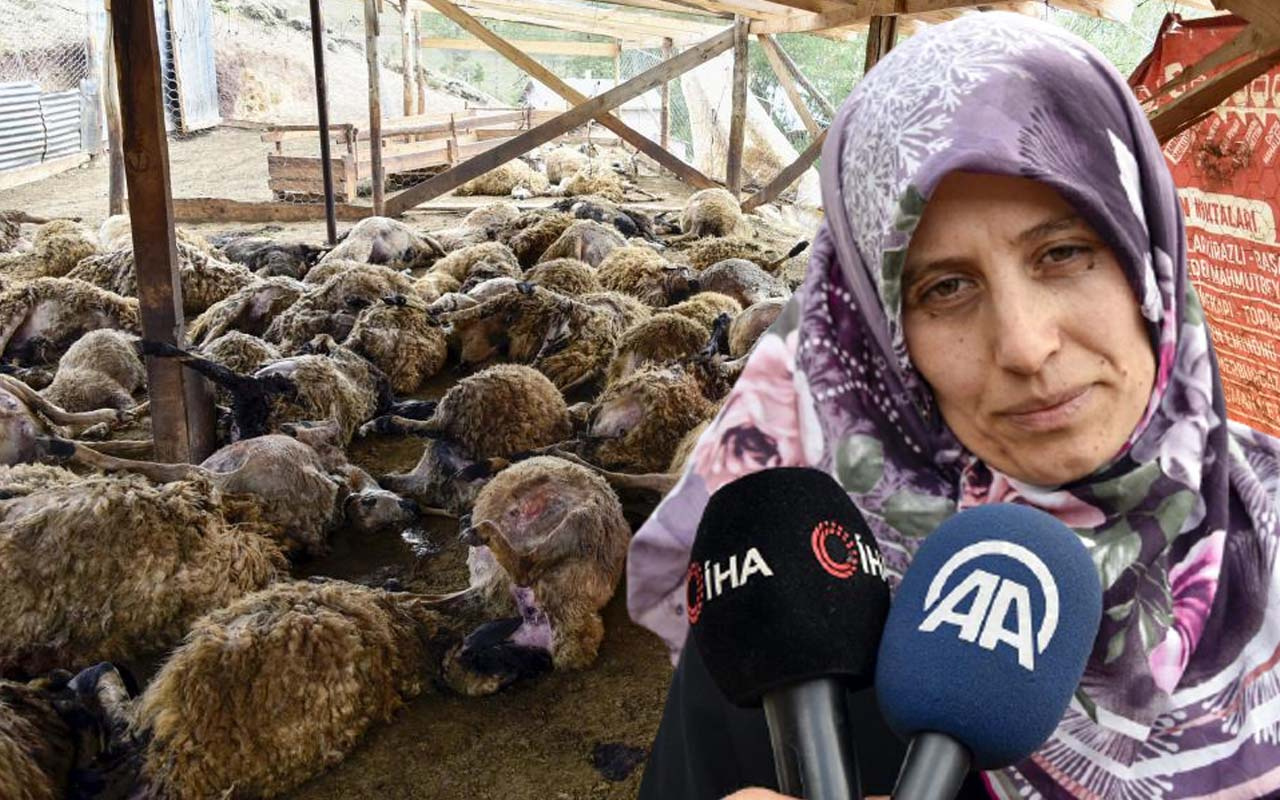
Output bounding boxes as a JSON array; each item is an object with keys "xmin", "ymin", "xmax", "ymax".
[{"xmin": 1, "ymin": 127, "xmax": 694, "ymax": 799}]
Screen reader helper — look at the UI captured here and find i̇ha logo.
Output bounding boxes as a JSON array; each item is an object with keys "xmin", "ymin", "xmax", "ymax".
[
  {"xmin": 811, "ymin": 520, "xmax": 884, "ymax": 580},
  {"xmin": 686, "ymin": 562, "xmax": 705, "ymax": 624},
  {"xmin": 917, "ymin": 541, "xmax": 1059, "ymax": 671}
]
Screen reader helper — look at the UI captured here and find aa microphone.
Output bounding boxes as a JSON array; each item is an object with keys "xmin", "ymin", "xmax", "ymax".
[
  {"xmin": 875, "ymin": 504, "xmax": 1103, "ymax": 800},
  {"xmin": 686, "ymin": 467, "xmax": 892, "ymax": 800}
]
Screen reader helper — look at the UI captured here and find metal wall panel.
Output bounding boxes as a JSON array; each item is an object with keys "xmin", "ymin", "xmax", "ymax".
[
  {"xmin": 40, "ymin": 89, "xmax": 83, "ymax": 158},
  {"xmin": 0, "ymin": 82, "xmax": 46, "ymax": 172},
  {"xmin": 166, "ymin": 0, "xmax": 220, "ymax": 132}
]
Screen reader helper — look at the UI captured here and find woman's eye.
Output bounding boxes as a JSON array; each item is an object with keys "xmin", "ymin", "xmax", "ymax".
[
  {"xmin": 1042, "ymin": 244, "xmax": 1091, "ymax": 264},
  {"xmin": 917, "ymin": 277, "xmax": 972, "ymax": 305}
]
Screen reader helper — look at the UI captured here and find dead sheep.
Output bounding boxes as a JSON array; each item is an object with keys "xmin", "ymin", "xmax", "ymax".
[
  {"xmin": 606, "ymin": 312, "xmax": 709, "ymax": 386},
  {"xmin": 524, "ymin": 257, "xmax": 601, "ymax": 295},
  {"xmin": 430, "ymin": 240, "xmax": 519, "ymax": 284},
  {"xmin": 680, "ymin": 187, "xmax": 747, "ymax": 238},
  {"xmin": 97, "ymin": 214, "xmax": 213, "ymax": 254},
  {"xmin": 561, "ymin": 162, "xmax": 626, "ymax": 203},
  {"xmin": 730, "ymin": 297, "xmax": 787, "ymax": 357},
  {"xmin": 39, "ymin": 329, "xmax": 144, "ymax": 413},
  {"xmin": 198, "ymin": 331, "xmax": 281, "ymax": 374},
  {"xmin": 143, "ymin": 335, "xmax": 391, "ymax": 445},
  {"xmin": 301, "ymin": 257, "xmax": 364, "ymax": 286},
  {"xmin": 320, "ymin": 216, "xmax": 443, "ymax": 269},
  {"xmin": 125, "ymin": 580, "xmax": 454, "ymax": 799},
  {"xmin": 185, "ymin": 276, "xmax": 306, "ymax": 348},
  {"xmin": 344, "ymin": 294, "xmax": 448, "ymax": 394},
  {"xmin": 582, "ymin": 362, "xmax": 717, "ymax": 473},
  {"xmin": 215, "ymin": 236, "xmax": 326, "ymax": 280},
  {"xmin": 66, "ymin": 242, "xmax": 255, "ymax": 317},
  {"xmin": 669, "ymin": 417, "xmax": 712, "ymax": 472},
  {"xmin": 444, "ymin": 456, "xmax": 629, "ymax": 694},
  {"xmin": 0, "ymin": 676, "xmax": 72, "ymax": 799},
  {"xmin": 539, "ymin": 220, "xmax": 627, "ymax": 268},
  {"xmin": 0, "ymin": 463, "xmax": 285, "ymax": 675},
  {"xmin": 431, "ymin": 202, "xmax": 522, "ymax": 252},
  {"xmin": 444, "ymin": 284, "xmax": 572, "ymax": 368},
  {"xmin": 682, "ymin": 237, "xmax": 807, "ymax": 273},
  {"xmin": 544, "ymin": 146, "xmax": 591, "ymax": 184},
  {"xmin": 0, "ymin": 211, "xmax": 27, "ymax": 253},
  {"xmin": 456, "ymin": 160, "xmax": 551, "ymax": 199},
  {"xmin": 427, "ymin": 291, "xmax": 478, "ymax": 315},
  {"xmin": 0, "ymin": 374, "xmax": 144, "ymax": 467},
  {"xmin": 697, "ymin": 257, "xmax": 790, "ymax": 307},
  {"xmin": 266, "ymin": 263, "xmax": 417, "ymax": 352},
  {"xmin": 581, "ymin": 289, "xmax": 652, "ymax": 333},
  {"xmin": 551, "ymin": 196, "xmax": 657, "ymax": 241},
  {"xmin": 0, "ymin": 277, "xmax": 140, "ymax": 366},
  {"xmin": 413, "ymin": 270, "xmax": 461, "ymax": 302},
  {"xmin": 62, "ymin": 417, "xmax": 427, "ymax": 558},
  {"xmin": 665, "ymin": 291, "xmax": 742, "ymax": 330},
  {"xmin": 500, "ymin": 210, "xmax": 575, "ymax": 267},
  {"xmin": 465, "ymin": 276, "xmax": 521, "ymax": 303},
  {"xmin": 370, "ymin": 364, "xmax": 573, "ymax": 512},
  {"xmin": 596, "ymin": 246, "xmax": 698, "ymax": 307},
  {"xmin": 29, "ymin": 220, "xmax": 97, "ymax": 279}
]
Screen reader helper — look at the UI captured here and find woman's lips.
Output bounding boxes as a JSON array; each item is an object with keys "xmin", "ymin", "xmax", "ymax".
[{"xmin": 998, "ymin": 385, "xmax": 1093, "ymax": 432}]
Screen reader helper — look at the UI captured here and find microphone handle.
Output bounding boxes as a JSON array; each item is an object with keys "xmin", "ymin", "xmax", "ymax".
[
  {"xmin": 891, "ymin": 732, "xmax": 971, "ymax": 800},
  {"xmin": 761, "ymin": 678, "xmax": 862, "ymax": 800}
]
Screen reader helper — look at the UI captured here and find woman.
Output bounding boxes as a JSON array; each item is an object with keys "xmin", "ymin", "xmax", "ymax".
[{"xmin": 629, "ymin": 11, "xmax": 1280, "ymax": 799}]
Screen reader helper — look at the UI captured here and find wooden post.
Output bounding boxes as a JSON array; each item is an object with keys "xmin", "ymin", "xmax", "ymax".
[
  {"xmin": 364, "ymin": 0, "xmax": 385, "ymax": 214},
  {"xmin": 726, "ymin": 15, "xmax": 748, "ymax": 197},
  {"xmin": 864, "ymin": 14, "xmax": 897, "ymax": 73},
  {"xmin": 103, "ymin": 6, "xmax": 125, "ymax": 216},
  {"xmin": 83, "ymin": 13, "xmax": 105, "ymax": 156},
  {"xmin": 386, "ymin": 26, "xmax": 736, "ymax": 214},
  {"xmin": 614, "ymin": 46, "xmax": 622, "ymax": 85},
  {"xmin": 401, "ymin": 0, "xmax": 415, "ymax": 115},
  {"xmin": 757, "ymin": 34, "xmax": 818, "ymax": 137},
  {"xmin": 309, "ymin": 0, "xmax": 338, "ymax": 244},
  {"xmin": 660, "ymin": 37, "xmax": 672, "ymax": 151},
  {"xmin": 109, "ymin": 0, "xmax": 214, "ymax": 463},
  {"xmin": 416, "ymin": 0, "xmax": 718, "ymax": 190},
  {"xmin": 414, "ymin": 12, "xmax": 426, "ymax": 113}
]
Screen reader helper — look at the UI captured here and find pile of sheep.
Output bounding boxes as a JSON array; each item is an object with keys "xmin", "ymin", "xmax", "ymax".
[{"xmin": 0, "ymin": 184, "xmax": 806, "ymax": 798}]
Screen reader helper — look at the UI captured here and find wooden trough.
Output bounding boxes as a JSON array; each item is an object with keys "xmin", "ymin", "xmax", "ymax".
[{"xmin": 261, "ymin": 108, "xmax": 561, "ymax": 201}]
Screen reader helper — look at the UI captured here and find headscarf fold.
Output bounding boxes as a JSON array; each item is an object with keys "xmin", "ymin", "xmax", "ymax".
[{"xmin": 627, "ymin": 12, "xmax": 1280, "ymax": 798}]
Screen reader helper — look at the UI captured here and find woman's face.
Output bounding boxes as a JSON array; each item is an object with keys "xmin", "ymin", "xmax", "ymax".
[{"xmin": 902, "ymin": 172, "xmax": 1155, "ymax": 487}]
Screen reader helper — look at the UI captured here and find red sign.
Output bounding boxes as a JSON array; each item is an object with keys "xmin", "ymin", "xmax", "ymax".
[{"xmin": 1132, "ymin": 14, "xmax": 1280, "ymax": 436}]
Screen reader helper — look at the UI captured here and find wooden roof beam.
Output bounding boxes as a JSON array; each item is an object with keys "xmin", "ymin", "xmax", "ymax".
[
  {"xmin": 420, "ymin": 37, "xmax": 622, "ymax": 55},
  {"xmin": 749, "ymin": 0, "xmax": 1040, "ymax": 35},
  {"xmin": 453, "ymin": 0, "xmax": 725, "ymax": 36}
]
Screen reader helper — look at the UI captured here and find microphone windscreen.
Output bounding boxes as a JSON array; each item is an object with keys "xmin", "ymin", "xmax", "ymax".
[
  {"xmin": 875, "ymin": 503, "xmax": 1102, "ymax": 769},
  {"xmin": 687, "ymin": 467, "xmax": 891, "ymax": 707}
]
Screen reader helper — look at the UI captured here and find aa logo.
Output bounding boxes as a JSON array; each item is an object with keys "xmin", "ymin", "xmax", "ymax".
[{"xmin": 917, "ymin": 541, "xmax": 1059, "ymax": 671}]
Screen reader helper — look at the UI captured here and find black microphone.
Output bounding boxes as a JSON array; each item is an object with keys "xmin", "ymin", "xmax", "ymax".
[
  {"xmin": 686, "ymin": 467, "xmax": 892, "ymax": 800},
  {"xmin": 875, "ymin": 504, "xmax": 1103, "ymax": 800}
]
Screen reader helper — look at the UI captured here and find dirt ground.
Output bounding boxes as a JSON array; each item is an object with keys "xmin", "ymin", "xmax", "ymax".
[{"xmin": 1, "ymin": 126, "xmax": 699, "ymax": 799}]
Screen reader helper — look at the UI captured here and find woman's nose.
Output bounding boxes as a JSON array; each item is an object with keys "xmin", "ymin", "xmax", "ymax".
[{"xmin": 989, "ymin": 281, "xmax": 1061, "ymax": 376}]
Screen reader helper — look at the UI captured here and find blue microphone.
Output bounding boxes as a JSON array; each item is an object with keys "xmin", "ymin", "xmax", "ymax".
[{"xmin": 875, "ymin": 504, "xmax": 1102, "ymax": 799}]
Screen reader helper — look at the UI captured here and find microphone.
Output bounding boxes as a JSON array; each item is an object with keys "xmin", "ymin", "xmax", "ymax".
[
  {"xmin": 686, "ymin": 467, "xmax": 892, "ymax": 800},
  {"xmin": 874, "ymin": 504, "xmax": 1103, "ymax": 800}
]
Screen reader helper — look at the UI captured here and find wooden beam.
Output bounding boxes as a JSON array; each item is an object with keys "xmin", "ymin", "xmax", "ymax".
[
  {"xmin": 741, "ymin": 126, "xmax": 825, "ymax": 212},
  {"xmin": 660, "ymin": 37, "xmax": 673, "ymax": 149},
  {"xmin": 414, "ymin": 13, "xmax": 426, "ymax": 113},
  {"xmin": 726, "ymin": 15, "xmax": 749, "ymax": 197},
  {"xmin": 110, "ymin": 0, "xmax": 214, "ymax": 463},
  {"xmin": 419, "ymin": 37, "xmax": 621, "ymax": 56},
  {"xmin": 308, "ymin": 0, "xmax": 338, "ymax": 244},
  {"xmin": 1217, "ymin": 0, "xmax": 1280, "ymax": 39},
  {"xmin": 364, "ymin": 0, "xmax": 385, "ymax": 214},
  {"xmin": 385, "ymin": 26, "xmax": 735, "ymax": 215},
  {"xmin": 758, "ymin": 33, "xmax": 819, "ymax": 137},
  {"xmin": 416, "ymin": 0, "xmax": 719, "ymax": 190},
  {"xmin": 570, "ymin": 0, "xmax": 733, "ymax": 18},
  {"xmin": 449, "ymin": 0, "xmax": 724, "ymax": 40},
  {"xmin": 764, "ymin": 32, "xmax": 834, "ymax": 118},
  {"xmin": 863, "ymin": 13, "xmax": 897, "ymax": 72},
  {"xmin": 401, "ymin": 0, "xmax": 414, "ymax": 116},
  {"xmin": 748, "ymin": 0, "xmax": 992, "ymax": 35},
  {"xmin": 103, "ymin": 13, "xmax": 125, "ymax": 216},
  {"xmin": 173, "ymin": 197, "xmax": 373, "ymax": 223},
  {"xmin": 1148, "ymin": 35, "xmax": 1280, "ymax": 143},
  {"xmin": 1143, "ymin": 24, "xmax": 1266, "ymax": 104}
]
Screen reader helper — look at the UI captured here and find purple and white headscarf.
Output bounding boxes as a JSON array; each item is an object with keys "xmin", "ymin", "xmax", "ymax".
[{"xmin": 627, "ymin": 12, "xmax": 1280, "ymax": 798}]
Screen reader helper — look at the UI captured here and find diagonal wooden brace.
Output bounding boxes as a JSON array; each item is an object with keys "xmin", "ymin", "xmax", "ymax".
[
  {"xmin": 386, "ymin": 25, "xmax": 735, "ymax": 215},
  {"xmin": 417, "ymin": 0, "xmax": 718, "ymax": 191},
  {"xmin": 741, "ymin": 127, "xmax": 826, "ymax": 213}
]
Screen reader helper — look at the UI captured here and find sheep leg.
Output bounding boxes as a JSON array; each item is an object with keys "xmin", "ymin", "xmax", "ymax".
[
  {"xmin": 359, "ymin": 414, "xmax": 440, "ymax": 438},
  {"xmin": 39, "ymin": 437, "xmax": 201, "ymax": 482},
  {"xmin": 441, "ymin": 617, "xmax": 553, "ymax": 696},
  {"xmin": 385, "ymin": 399, "xmax": 438, "ymax": 421},
  {"xmin": 72, "ymin": 438, "xmax": 154, "ymax": 458},
  {"xmin": 533, "ymin": 447, "xmax": 678, "ymax": 496},
  {"xmin": 0, "ymin": 375, "xmax": 121, "ymax": 428}
]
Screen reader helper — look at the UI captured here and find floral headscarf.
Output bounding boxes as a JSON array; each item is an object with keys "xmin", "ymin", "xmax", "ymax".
[{"xmin": 627, "ymin": 12, "xmax": 1280, "ymax": 798}]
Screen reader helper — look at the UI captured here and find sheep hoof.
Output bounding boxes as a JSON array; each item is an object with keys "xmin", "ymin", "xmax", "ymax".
[{"xmin": 358, "ymin": 416, "xmax": 396, "ymax": 437}]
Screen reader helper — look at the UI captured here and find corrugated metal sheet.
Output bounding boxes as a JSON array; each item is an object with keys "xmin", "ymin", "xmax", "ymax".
[
  {"xmin": 0, "ymin": 82, "xmax": 46, "ymax": 172},
  {"xmin": 167, "ymin": 0, "xmax": 220, "ymax": 132},
  {"xmin": 40, "ymin": 90, "xmax": 83, "ymax": 159}
]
